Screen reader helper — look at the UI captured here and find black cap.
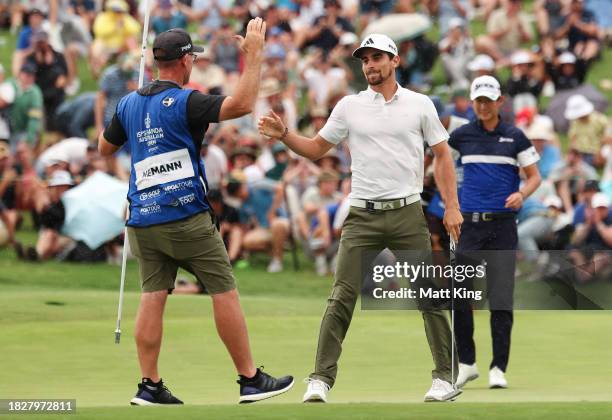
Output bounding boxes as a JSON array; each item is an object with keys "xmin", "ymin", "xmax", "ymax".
[
  {"xmin": 584, "ymin": 180, "xmax": 600, "ymax": 192},
  {"xmin": 153, "ymin": 29, "xmax": 204, "ymax": 61},
  {"xmin": 20, "ymin": 61, "xmax": 37, "ymax": 74}
]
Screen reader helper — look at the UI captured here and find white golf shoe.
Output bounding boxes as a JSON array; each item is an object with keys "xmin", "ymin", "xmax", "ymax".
[
  {"xmin": 302, "ymin": 378, "xmax": 330, "ymax": 403},
  {"xmin": 489, "ymin": 366, "xmax": 508, "ymax": 389},
  {"xmin": 456, "ymin": 363, "xmax": 479, "ymax": 388},
  {"xmin": 424, "ymin": 378, "xmax": 462, "ymax": 402}
]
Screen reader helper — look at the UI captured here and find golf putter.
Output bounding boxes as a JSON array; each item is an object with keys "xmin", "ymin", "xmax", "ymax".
[{"xmin": 449, "ymin": 237, "xmax": 457, "ymax": 389}]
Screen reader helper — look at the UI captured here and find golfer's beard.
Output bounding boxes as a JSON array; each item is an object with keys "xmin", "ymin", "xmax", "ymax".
[
  {"xmin": 183, "ymin": 70, "xmax": 191, "ymax": 85},
  {"xmin": 367, "ymin": 68, "xmax": 393, "ymax": 86}
]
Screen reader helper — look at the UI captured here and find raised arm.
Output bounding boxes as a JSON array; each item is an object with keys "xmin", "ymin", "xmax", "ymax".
[{"xmin": 218, "ymin": 17, "xmax": 266, "ymax": 121}]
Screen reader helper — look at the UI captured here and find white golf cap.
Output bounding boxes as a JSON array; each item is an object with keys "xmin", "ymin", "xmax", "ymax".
[
  {"xmin": 543, "ymin": 195, "xmax": 563, "ymax": 209},
  {"xmin": 47, "ymin": 170, "xmax": 74, "ymax": 187},
  {"xmin": 511, "ymin": 50, "xmax": 533, "ymax": 66},
  {"xmin": 558, "ymin": 51, "xmax": 576, "ymax": 65},
  {"xmin": 564, "ymin": 94, "xmax": 594, "ymax": 120},
  {"xmin": 339, "ymin": 32, "xmax": 358, "ymax": 46},
  {"xmin": 470, "ymin": 75, "xmax": 501, "ymax": 101},
  {"xmin": 467, "ymin": 54, "xmax": 495, "ymax": 72},
  {"xmin": 352, "ymin": 33, "xmax": 398, "ymax": 58},
  {"xmin": 591, "ymin": 192, "xmax": 610, "ymax": 209}
]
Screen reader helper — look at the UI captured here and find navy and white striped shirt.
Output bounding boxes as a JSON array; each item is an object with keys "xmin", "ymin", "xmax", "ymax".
[{"xmin": 448, "ymin": 120, "xmax": 539, "ymax": 213}]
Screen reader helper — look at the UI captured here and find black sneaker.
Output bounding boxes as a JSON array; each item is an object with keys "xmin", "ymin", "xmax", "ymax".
[
  {"xmin": 237, "ymin": 367, "xmax": 294, "ymax": 404},
  {"xmin": 130, "ymin": 379, "xmax": 184, "ymax": 406}
]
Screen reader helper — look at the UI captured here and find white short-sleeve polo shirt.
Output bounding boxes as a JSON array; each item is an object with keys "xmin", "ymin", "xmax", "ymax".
[{"xmin": 318, "ymin": 85, "xmax": 449, "ymax": 200}]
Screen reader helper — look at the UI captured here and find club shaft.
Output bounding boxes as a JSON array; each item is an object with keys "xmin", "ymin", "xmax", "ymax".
[
  {"xmin": 450, "ymin": 237, "xmax": 456, "ymax": 387},
  {"xmin": 138, "ymin": 0, "xmax": 151, "ymax": 90},
  {"xmin": 115, "ymin": 0, "xmax": 151, "ymax": 343}
]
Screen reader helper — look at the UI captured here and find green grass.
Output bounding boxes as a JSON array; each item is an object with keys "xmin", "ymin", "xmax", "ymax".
[
  {"xmin": 1, "ymin": 10, "xmax": 612, "ymax": 418},
  {"xmin": 2, "ymin": 237, "xmax": 612, "ymax": 419},
  {"xmin": 16, "ymin": 403, "xmax": 612, "ymax": 420},
  {"xmin": 2, "ymin": 220, "xmax": 612, "ymax": 419}
]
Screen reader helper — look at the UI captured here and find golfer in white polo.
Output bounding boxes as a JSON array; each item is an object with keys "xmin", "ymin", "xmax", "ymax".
[{"xmin": 259, "ymin": 34, "xmax": 463, "ymax": 402}]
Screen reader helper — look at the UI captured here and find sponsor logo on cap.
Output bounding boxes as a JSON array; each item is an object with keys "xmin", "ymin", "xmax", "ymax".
[{"xmin": 474, "ymin": 82, "xmax": 498, "ymax": 90}]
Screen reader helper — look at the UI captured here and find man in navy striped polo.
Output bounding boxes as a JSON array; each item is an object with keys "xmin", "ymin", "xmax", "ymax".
[{"xmin": 448, "ymin": 75, "xmax": 541, "ymax": 390}]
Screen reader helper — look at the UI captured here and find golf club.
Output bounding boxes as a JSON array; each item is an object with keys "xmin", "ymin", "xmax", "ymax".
[
  {"xmin": 450, "ymin": 236, "xmax": 457, "ymax": 388},
  {"xmin": 115, "ymin": 0, "xmax": 151, "ymax": 344}
]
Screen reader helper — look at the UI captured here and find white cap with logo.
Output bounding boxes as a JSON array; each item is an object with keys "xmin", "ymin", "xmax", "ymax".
[
  {"xmin": 470, "ymin": 75, "xmax": 501, "ymax": 101},
  {"xmin": 352, "ymin": 33, "xmax": 398, "ymax": 58}
]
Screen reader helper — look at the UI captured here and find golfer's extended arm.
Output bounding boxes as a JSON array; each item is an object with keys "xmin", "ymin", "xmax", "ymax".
[
  {"xmin": 219, "ymin": 53, "xmax": 263, "ymax": 121},
  {"xmin": 431, "ymin": 142, "xmax": 460, "ymax": 210},
  {"xmin": 282, "ymin": 132, "xmax": 334, "ymax": 161}
]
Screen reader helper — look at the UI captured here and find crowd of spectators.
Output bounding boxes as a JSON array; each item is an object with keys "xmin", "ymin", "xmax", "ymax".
[{"xmin": 0, "ymin": 0, "xmax": 610, "ymax": 282}]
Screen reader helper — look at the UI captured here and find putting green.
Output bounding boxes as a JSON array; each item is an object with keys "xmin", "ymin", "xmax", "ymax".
[{"xmin": 2, "ymin": 287, "xmax": 611, "ymax": 410}]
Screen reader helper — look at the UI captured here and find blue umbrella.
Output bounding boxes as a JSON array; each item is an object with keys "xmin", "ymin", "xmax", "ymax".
[{"xmin": 61, "ymin": 171, "xmax": 128, "ymax": 249}]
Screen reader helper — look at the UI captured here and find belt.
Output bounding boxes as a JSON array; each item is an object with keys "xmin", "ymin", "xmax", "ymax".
[
  {"xmin": 462, "ymin": 212, "xmax": 516, "ymax": 222},
  {"xmin": 350, "ymin": 194, "xmax": 420, "ymax": 212}
]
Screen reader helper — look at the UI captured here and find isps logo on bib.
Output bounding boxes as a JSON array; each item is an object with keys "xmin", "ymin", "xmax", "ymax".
[{"xmin": 134, "ymin": 149, "xmax": 195, "ymax": 191}]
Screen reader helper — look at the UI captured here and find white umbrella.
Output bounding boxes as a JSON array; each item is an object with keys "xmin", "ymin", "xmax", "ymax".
[
  {"xmin": 61, "ymin": 171, "xmax": 128, "ymax": 249},
  {"xmin": 363, "ymin": 13, "xmax": 432, "ymax": 43}
]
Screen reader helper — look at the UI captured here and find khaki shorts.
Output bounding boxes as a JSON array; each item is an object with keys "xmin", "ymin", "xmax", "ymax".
[{"xmin": 127, "ymin": 212, "xmax": 236, "ymax": 294}]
